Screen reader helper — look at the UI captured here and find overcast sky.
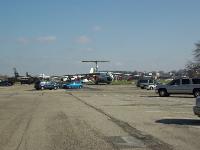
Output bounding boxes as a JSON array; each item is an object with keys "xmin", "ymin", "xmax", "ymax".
[{"xmin": 1, "ymin": 0, "xmax": 200, "ymax": 76}]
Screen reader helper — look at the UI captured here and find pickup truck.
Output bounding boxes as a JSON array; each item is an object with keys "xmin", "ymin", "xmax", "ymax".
[{"xmin": 155, "ymin": 78, "xmax": 200, "ymax": 97}]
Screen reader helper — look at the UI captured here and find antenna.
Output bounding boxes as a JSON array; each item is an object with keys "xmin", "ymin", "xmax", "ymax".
[{"xmin": 82, "ymin": 60, "xmax": 109, "ymax": 72}]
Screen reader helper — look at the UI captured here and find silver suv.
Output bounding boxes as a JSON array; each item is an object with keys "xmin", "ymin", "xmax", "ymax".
[
  {"xmin": 155, "ymin": 78, "xmax": 200, "ymax": 97},
  {"xmin": 193, "ymin": 97, "xmax": 200, "ymax": 117}
]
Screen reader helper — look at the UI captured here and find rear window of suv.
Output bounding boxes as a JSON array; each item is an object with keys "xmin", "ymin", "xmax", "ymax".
[{"xmin": 192, "ymin": 79, "xmax": 200, "ymax": 84}]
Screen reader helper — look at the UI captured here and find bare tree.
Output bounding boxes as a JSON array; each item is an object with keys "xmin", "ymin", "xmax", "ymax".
[
  {"xmin": 193, "ymin": 42, "xmax": 200, "ymax": 62},
  {"xmin": 186, "ymin": 42, "xmax": 200, "ymax": 77}
]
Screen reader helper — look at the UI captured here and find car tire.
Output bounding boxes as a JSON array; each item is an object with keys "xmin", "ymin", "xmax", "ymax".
[
  {"xmin": 41, "ymin": 87, "xmax": 44, "ymax": 90},
  {"xmin": 159, "ymin": 89, "xmax": 168, "ymax": 97},
  {"xmin": 150, "ymin": 87, "xmax": 153, "ymax": 90},
  {"xmin": 193, "ymin": 89, "xmax": 200, "ymax": 97}
]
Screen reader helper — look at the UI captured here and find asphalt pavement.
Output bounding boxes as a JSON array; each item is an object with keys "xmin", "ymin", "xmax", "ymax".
[{"xmin": 0, "ymin": 84, "xmax": 200, "ymax": 150}]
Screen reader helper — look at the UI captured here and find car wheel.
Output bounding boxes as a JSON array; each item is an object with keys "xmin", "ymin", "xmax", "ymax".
[
  {"xmin": 150, "ymin": 87, "xmax": 153, "ymax": 90},
  {"xmin": 159, "ymin": 89, "xmax": 168, "ymax": 97},
  {"xmin": 41, "ymin": 87, "xmax": 44, "ymax": 90},
  {"xmin": 54, "ymin": 87, "xmax": 57, "ymax": 90},
  {"xmin": 194, "ymin": 89, "xmax": 200, "ymax": 97}
]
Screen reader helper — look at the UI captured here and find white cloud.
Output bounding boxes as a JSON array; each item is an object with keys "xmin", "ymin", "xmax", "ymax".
[
  {"xmin": 17, "ymin": 37, "xmax": 30, "ymax": 45},
  {"xmin": 76, "ymin": 35, "xmax": 91, "ymax": 44},
  {"xmin": 16, "ymin": 36, "xmax": 57, "ymax": 44},
  {"xmin": 93, "ymin": 26, "xmax": 102, "ymax": 31},
  {"xmin": 36, "ymin": 36, "xmax": 57, "ymax": 43}
]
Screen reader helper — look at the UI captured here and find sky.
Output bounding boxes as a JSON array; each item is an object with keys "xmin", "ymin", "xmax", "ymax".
[{"xmin": 0, "ymin": 0, "xmax": 200, "ymax": 76}]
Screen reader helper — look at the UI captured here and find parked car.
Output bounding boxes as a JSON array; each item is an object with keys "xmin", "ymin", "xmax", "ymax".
[
  {"xmin": 34, "ymin": 81, "xmax": 59, "ymax": 90},
  {"xmin": 0, "ymin": 80, "xmax": 13, "ymax": 86},
  {"xmin": 94, "ymin": 72, "xmax": 112, "ymax": 85},
  {"xmin": 146, "ymin": 82, "xmax": 161, "ymax": 90},
  {"xmin": 146, "ymin": 84, "xmax": 157, "ymax": 90},
  {"xmin": 155, "ymin": 78, "xmax": 200, "ymax": 97},
  {"xmin": 62, "ymin": 81, "xmax": 83, "ymax": 89},
  {"xmin": 193, "ymin": 96, "xmax": 200, "ymax": 117},
  {"xmin": 137, "ymin": 78, "xmax": 156, "ymax": 89}
]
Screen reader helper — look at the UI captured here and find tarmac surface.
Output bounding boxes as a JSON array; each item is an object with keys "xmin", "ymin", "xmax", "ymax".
[{"xmin": 0, "ymin": 84, "xmax": 200, "ymax": 150}]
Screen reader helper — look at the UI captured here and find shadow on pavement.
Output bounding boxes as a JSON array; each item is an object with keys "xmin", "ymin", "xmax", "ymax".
[
  {"xmin": 140, "ymin": 95, "xmax": 194, "ymax": 99},
  {"xmin": 156, "ymin": 118, "xmax": 200, "ymax": 126},
  {"xmin": 25, "ymin": 89, "xmax": 37, "ymax": 91},
  {"xmin": 140, "ymin": 96, "xmax": 160, "ymax": 98},
  {"xmin": 85, "ymin": 83, "xmax": 107, "ymax": 85}
]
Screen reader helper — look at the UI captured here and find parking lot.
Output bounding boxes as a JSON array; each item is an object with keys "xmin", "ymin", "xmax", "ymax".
[{"xmin": 0, "ymin": 84, "xmax": 200, "ymax": 150}]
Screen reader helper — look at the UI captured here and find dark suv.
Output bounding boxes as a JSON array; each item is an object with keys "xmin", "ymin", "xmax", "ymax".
[
  {"xmin": 34, "ymin": 81, "xmax": 59, "ymax": 90},
  {"xmin": 94, "ymin": 72, "xmax": 112, "ymax": 84},
  {"xmin": 0, "ymin": 80, "xmax": 13, "ymax": 86}
]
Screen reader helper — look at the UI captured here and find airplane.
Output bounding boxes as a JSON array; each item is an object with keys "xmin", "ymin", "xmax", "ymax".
[
  {"xmin": 82, "ymin": 60, "xmax": 109, "ymax": 73},
  {"xmin": 81, "ymin": 60, "xmax": 113, "ymax": 84},
  {"xmin": 38, "ymin": 73, "xmax": 50, "ymax": 79}
]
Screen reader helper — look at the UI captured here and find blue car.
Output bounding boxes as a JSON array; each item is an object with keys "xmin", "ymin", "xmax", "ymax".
[{"xmin": 62, "ymin": 81, "xmax": 83, "ymax": 89}]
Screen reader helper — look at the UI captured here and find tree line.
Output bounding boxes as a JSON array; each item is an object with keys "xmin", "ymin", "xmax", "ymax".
[{"xmin": 186, "ymin": 41, "xmax": 200, "ymax": 77}]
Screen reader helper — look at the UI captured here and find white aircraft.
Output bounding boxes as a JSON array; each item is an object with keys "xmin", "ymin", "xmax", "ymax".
[{"xmin": 38, "ymin": 73, "xmax": 50, "ymax": 79}]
